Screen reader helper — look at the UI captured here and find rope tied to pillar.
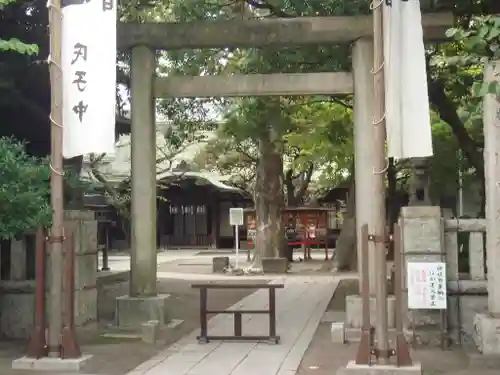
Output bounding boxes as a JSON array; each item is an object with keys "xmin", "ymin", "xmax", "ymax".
[
  {"xmin": 47, "ymin": 0, "xmax": 65, "ymax": 178},
  {"xmin": 370, "ymin": 0, "xmax": 389, "ymax": 176}
]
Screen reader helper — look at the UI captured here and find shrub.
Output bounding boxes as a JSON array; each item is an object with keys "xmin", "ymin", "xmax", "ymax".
[{"xmin": 0, "ymin": 137, "xmax": 51, "ymax": 238}]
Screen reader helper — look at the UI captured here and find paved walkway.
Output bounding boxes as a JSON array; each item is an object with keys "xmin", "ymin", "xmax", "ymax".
[
  {"xmin": 98, "ymin": 249, "xmax": 199, "ymax": 273},
  {"xmin": 126, "ymin": 276, "xmax": 340, "ymax": 375}
]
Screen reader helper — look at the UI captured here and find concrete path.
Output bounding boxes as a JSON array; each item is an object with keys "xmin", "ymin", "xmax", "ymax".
[
  {"xmin": 98, "ymin": 249, "xmax": 200, "ymax": 272},
  {"xmin": 125, "ymin": 276, "xmax": 340, "ymax": 375}
]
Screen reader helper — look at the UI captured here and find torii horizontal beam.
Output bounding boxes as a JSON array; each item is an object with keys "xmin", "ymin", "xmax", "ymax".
[
  {"xmin": 118, "ymin": 13, "xmax": 453, "ymax": 50},
  {"xmin": 154, "ymin": 72, "xmax": 353, "ymax": 98}
]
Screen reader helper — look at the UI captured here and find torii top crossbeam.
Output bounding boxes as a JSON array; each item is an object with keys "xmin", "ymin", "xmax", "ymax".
[{"xmin": 117, "ymin": 13, "xmax": 453, "ymax": 50}]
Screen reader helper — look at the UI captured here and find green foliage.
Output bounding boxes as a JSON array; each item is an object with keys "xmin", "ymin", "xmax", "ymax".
[
  {"xmin": 2, "ymin": 0, "xmax": 492, "ymax": 214},
  {"xmin": 442, "ymin": 15, "xmax": 500, "ymax": 98},
  {"xmin": 0, "ymin": 38, "xmax": 38, "ymax": 55},
  {"xmin": 425, "ymin": 13, "xmax": 500, "ymax": 214},
  {"xmin": 0, "ymin": 0, "xmax": 38, "ymax": 55},
  {"xmin": 0, "ymin": 137, "xmax": 51, "ymax": 239},
  {"xmin": 429, "ymin": 119, "xmax": 460, "ymax": 199}
]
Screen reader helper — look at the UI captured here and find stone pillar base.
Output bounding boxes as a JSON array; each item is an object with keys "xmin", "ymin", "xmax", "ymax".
[
  {"xmin": 212, "ymin": 256, "xmax": 230, "ymax": 273},
  {"xmin": 115, "ymin": 294, "xmax": 170, "ymax": 329},
  {"xmin": 12, "ymin": 355, "xmax": 92, "ymax": 372},
  {"xmin": 262, "ymin": 257, "xmax": 288, "ymax": 274},
  {"xmin": 473, "ymin": 313, "xmax": 500, "ymax": 355},
  {"xmin": 336, "ymin": 361, "xmax": 422, "ymax": 375},
  {"xmin": 346, "ymin": 295, "xmax": 397, "ymax": 329}
]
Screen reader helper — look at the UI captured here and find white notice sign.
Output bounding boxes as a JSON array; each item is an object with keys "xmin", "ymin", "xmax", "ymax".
[
  {"xmin": 229, "ymin": 208, "xmax": 244, "ymax": 226},
  {"xmin": 407, "ymin": 262, "xmax": 447, "ymax": 310}
]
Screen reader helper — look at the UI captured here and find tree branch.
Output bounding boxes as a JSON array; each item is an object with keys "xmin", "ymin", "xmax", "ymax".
[
  {"xmin": 295, "ymin": 163, "xmax": 314, "ymax": 203},
  {"xmin": 245, "ymin": 0, "xmax": 293, "ymax": 17},
  {"xmin": 234, "ymin": 142, "xmax": 258, "ymax": 162},
  {"xmin": 427, "ymin": 77, "xmax": 484, "ymax": 176},
  {"xmin": 329, "ymin": 96, "xmax": 353, "ymax": 109}
]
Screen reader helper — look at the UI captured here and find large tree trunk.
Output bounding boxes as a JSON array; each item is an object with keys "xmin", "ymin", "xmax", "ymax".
[
  {"xmin": 333, "ymin": 179, "xmax": 357, "ymax": 271},
  {"xmin": 251, "ymin": 128, "xmax": 284, "ymax": 270},
  {"xmin": 284, "ymin": 163, "xmax": 314, "ymax": 206}
]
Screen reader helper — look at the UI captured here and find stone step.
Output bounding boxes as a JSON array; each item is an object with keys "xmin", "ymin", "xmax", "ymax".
[{"xmin": 464, "ymin": 345, "xmax": 500, "ymax": 369}]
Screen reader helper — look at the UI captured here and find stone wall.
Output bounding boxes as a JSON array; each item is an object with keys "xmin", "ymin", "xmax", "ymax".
[
  {"xmin": 67, "ymin": 210, "xmax": 99, "ymax": 326},
  {"xmin": 400, "ymin": 207, "xmax": 488, "ymax": 346},
  {"xmin": 0, "ymin": 272, "xmax": 129, "ymax": 339},
  {"xmin": 0, "ymin": 210, "xmax": 104, "ymax": 339}
]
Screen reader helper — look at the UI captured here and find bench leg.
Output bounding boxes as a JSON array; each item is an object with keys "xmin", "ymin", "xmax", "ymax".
[
  {"xmin": 234, "ymin": 312, "xmax": 242, "ymax": 337},
  {"xmin": 197, "ymin": 287, "xmax": 209, "ymax": 343},
  {"xmin": 269, "ymin": 288, "xmax": 279, "ymax": 343}
]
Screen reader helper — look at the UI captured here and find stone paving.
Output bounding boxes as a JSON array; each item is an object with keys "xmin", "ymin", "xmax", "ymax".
[
  {"xmin": 98, "ymin": 249, "xmax": 200, "ymax": 273},
  {"xmin": 125, "ymin": 275, "xmax": 343, "ymax": 375}
]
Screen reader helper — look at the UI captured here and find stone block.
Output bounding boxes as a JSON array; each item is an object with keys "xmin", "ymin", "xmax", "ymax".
[
  {"xmin": 337, "ymin": 361, "xmax": 422, "ymax": 375},
  {"xmin": 0, "ymin": 292, "xmax": 34, "ymax": 339},
  {"xmin": 467, "ymin": 350, "xmax": 500, "ymax": 369},
  {"xmin": 81, "ymin": 220, "xmax": 98, "ymax": 253},
  {"xmin": 469, "ymin": 232, "xmax": 485, "ymax": 280},
  {"xmin": 262, "ymin": 257, "xmax": 288, "ymax": 274},
  {"xmin": 141, "ymin": 320, "xmax": 160, "ymax": 344},
  {"xmin": 12, "ymin": 355, "xmax": 92, "ymax": 371},
  {"xmin": 453, "ymin": 294, "xmax": 488, "ymax": 344},
  {"xmin": 74, "ymin": 288, "xmax": 98, "ymax": 326},
  {"xmin": 115, "ymin": 294, "xmax": 169, "ymax": 329},
  {"xmin": 64, "ymin": 211, "xmax": 97, "ymax": 255},
  {"xmin": 400, "ymin": 206, "xmax": 441, "ymax": 219},
  {"xmin": 400, "ymin": 206, "xmax": 441, "ymax": 255},
  {"xmin": 97, "ymin": 271, "xmax": 129, "ymax": 321},
  {"xmin": 75, "ymin": 253, "xmax": 98, "ymax": 290},
  {"xmin": 473, "ymin": 313, "xmax": 500, "ymax": 355},
  {"xmin": 331, "ymin": 322, "xmax": 345, "ymax": 343},
  {"xmin": 212, "ymin": 256, "xmax": 229, "ymax": 273},
  {"xmin": 346, "ymin": 295, "xmax": 396, "ymax": 329}
]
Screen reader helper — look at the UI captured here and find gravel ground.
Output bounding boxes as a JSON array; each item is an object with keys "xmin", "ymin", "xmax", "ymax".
[{"xmin": 297, "ymin": 279, "xmax": 486, "ymax": 375}]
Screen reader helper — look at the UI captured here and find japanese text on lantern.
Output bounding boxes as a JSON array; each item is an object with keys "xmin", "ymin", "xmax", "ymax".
[
  {"xmin": 407, "ymin": 262, "xmax": 447, "ymax": 310},
  {"xmin": 70, "ymin": 42, "xmax": 88, "ymax": 123}
]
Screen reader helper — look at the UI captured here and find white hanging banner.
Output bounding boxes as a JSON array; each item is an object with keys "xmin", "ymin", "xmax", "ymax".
[
  {"xmin": 61, "ymin": 0, "xmax": 116, "ymax": 158},
  {"xmin": 383, "ymin": 0, "xmax": 433, "ymax": 159}
]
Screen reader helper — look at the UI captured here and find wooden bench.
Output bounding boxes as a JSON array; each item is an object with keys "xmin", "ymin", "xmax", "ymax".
[{"xmin": 191, "ymin": 283, "xmax": 284, "ymax": 344}]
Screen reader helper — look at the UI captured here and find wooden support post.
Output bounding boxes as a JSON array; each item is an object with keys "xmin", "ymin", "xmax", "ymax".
[
  {"xmin": 355, "ymin": 224, "xmax": 373, "ymax": 365},
  {"xmin": 47, "ymin": 0, "xmax": 65, "ymax": 358},
  {"xmin": 61, "ymin": 225, "xmax": 81, "ymax": 358},
  {"xmin": 393, "ymin": 223, "xmax": 412, "ymax": 367},
  {"xmin": 199, "ymin": 287, "xmax": 208, "ymax": 342},
  {"xmin": 27, "ymin": 229, "xmax": 48, "ymax": 358},
  {"xmin": 371, "ymin": 0, "xmax": 390, "ymax": 363}
]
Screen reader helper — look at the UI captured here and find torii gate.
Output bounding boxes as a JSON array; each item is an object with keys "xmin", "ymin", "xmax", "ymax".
[
  {"xmin": 114, "ymin": 10, "xmax": 456, "ymax": 346},
  {"xmin": 116, "ymin": 12, "xmax": 451, "ymax": 299}
]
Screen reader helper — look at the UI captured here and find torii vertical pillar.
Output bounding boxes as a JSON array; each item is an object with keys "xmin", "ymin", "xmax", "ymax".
[
  {"xmin": 352, "ymin": 38, "xmax": 377, "ymax": 293},
  {"xmin": 473, "ymin": 59, "xmax": 500, "ymax": 355},
  {"xmin": 344, "ymin": 38, "xmax": 397, "ymax": 333},
  {"xmin": 115, "ymin": 45, "xmax": 169, "ymax": 329}
]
